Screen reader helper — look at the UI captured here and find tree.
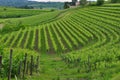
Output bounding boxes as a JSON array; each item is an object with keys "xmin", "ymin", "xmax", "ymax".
[
  {"xmin": 80, "ymin": 0, "xmax": 87, "ymax": 6},
  {"xmin": 111, "ymin": 0, "xmax": 117, "ymax": 3},
  {"xmin": 64, "ymin": 2, "xmax": 69, "ymax": 9},
  {"xmin": 3, "ymin": 8, "xmax": 7, "ymax": 11},
  {"xmin": 118, "ymin": 0, "xmax": 120, "ymax": 3},
  {"xmin": 97, "ymin": 0, "xmax": 104, "ymax": 6},
  {"xmin": 111, "ymin": 0, "xmax": 120, "ymax": 3}
]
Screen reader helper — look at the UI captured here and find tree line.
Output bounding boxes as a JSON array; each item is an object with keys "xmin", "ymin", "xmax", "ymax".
[{"xmin": 64, "ymin": 0, "xmax": 120, "ymax": 9}]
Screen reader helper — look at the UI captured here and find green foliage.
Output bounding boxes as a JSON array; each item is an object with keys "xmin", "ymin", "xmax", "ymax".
[
  {"xmin": 0, "ymin": 0, "xmax": 64, "ymax": 9},
  {"xmin": 97, "ymin": 0, "xmax": 105, "ymax": 6},
  {"xmin": 3, "ymin": 8, "xmax": 7, "ymax": 11},
  {"xmin": 64, "ymin": 2, "xmax": 69, "ymax": 9},
  {"xmin": 0, "ymin": 7, "xmax": 63, "ymax": 34},
  {"xmin": 28, "ymin": 2, "xmax": 64, "ymax": 9},
  {"xmin": 103, "ymin": 3, "xmax": 120, "ymax": 7},
  {"xmin": 118, "ymin": 0, "xmax": 120, "ymax": 2},
  {"xmin": 51, "ymin": 9, "xmax": 55, "ymax": 12},
  {"xmin": 0, "ymin": 7, "xmax": 50, "ymax": 19},
  {"xmin": 80, "ymin": 0, "xmax": 87, "ymax": 6},
  {"xmin": 0, "ymin": 6, "xmax": 120, "ymax": 55},
  {"xmin": 0, "ymin": 48, "xmax": 38, "ymax": 78},
  {"xmin": 62, "ymin": 45, "xmax": 120, "ymax": 79},
  {"xmin": 1, "ymin": 20, "xmax": 25, "ymax": 34},
  {"xmin": 0, "ymin": 45, "xmax": 4, "ymax": 55},
  {"xmin": 0, "ymin": 4, "xmax": 120, "ymax": 80},
  {"xmin": 111, "ymin": 0, "xmax": 120, "ymax": 3},
  {"xmin": 19, "ymin": 5, "xmax": 34, "ymax": 9}
]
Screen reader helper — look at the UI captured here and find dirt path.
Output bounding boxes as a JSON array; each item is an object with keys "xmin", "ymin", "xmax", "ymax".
[{"xmin": 0, "ymin": 24, "xmax": 4, "ymax": 29}]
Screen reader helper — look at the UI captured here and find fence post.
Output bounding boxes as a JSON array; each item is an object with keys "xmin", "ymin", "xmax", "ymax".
[
  {"xmin": 8, "ymin": 49, "xmax": 13, "ymax": 80},
  {"xmin": 0, "ymin": 56, "xmax": 2, "ymax": 73},
  {"xmin": 23, "ymin": 53, "xmax": 27, "ymax": 79},
  {"xmin": 36, "ymin": 56, "xmax": 39, "ymax": 73},
  {"xmin": 26, "ymin": 61, "xmax": 29, "ymax": 74},
  {"xmin": 18, "ymin": 61, "xmax": 22, "ymax": 78},
  {"xmin": 30, "ymin": 55, "xmax": 33, "ymax": 75},
  {"xmin": 87, "ymin": 55, "xmax": 91, "ymax": 72}
]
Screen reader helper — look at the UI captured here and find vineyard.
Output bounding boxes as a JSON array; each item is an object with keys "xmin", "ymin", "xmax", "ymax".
[
  {"xmin": 0, "ymin": 7, "xmax": 120, "ymax": 54},
  {"xmin": 0, "ymin": 5, "xmax": 120, "ymax": 80},
  {"xmin": 0, "ymin": 7, "xmax": 51, "ymax": 18}
]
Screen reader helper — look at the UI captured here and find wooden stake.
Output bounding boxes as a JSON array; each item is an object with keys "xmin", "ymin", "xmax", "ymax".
[
  {"xmin": 23, "ymin": 53, "xmax": 27, "ymax": 79},
  {"xmin": 0, "ymin": 56, "xmax": 2, "ymax": 73},
  {"xmin": 87, "ymin": 55, "xmax": 91, "ymax": 72},
  {"xmin": 8, "ymin": 49, "xmax": 13, "ymax": 80},
  {"xmin": 36, "ymin": 56, "xmax": 39, "ymax": 73},
  {"xmin": 26, "ymin": 61, "xmax": 29, "ymax": 74},
  {"xmin": 18, "ymin": 61, "xmax": 22, "ymax": 78},
  {"xmin": 30, "ymin": 55, "xmax": 33, "ymax": 75}
]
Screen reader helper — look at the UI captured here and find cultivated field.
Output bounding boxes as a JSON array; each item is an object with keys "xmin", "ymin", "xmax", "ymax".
[{"xmin": 0, "ymin": 5, "xmax": 120, "ymax": 80}]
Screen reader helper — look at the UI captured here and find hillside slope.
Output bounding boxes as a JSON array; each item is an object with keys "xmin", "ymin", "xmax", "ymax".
[
  {"xmin": 1, "ymin": 7, "xmax": 120, "ymax": 53},
  {"xmin": 0, "ymin": 6, "xmax": 120, "ymax": 79}
]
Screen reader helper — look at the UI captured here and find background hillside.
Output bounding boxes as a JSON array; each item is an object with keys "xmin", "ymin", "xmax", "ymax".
[
  {"xmin": 0, "ymin": 0, "xmax": 64, "ymax": 9},
  {"xmin": 0, "ymin": 0, "xmax": 28, "ymax": 7}
]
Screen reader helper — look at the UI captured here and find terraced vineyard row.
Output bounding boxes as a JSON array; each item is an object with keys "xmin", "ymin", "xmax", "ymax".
[{"xmin": 0, "ymin": 7, "xmax": 120, "ymax": 54}]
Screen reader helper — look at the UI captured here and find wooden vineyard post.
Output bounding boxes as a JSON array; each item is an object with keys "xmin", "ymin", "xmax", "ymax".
[
  {"xmin": 0, "ymin": 56, "xmax": 2, "ymax": 73},
  {"xmin": 8, "ymin": 49, "xmax": 13, "ymax": 80},
  {"xmin": 18, "ymin": 61, "xmax": 22, "ymax": 78},
  {"xmin": 30, "ymin": 55, "xmax": 33, "ymax": 75},
  {"xmin": 26, "ymin": 61, "xmax": 29, "ymax": 74},
  {"xmin": 33, "ymin": 60, "xmax": 34, "ymax": 72},
  {"xmin": 23, "ymin": 53, "xmax": 27, "ymax": 79},
  {"xmin": 36, "ymin": 56, "xmax": 39, "ymax": 73},
  {"xmin": 87, "ymin": 55, "xmax": 91, "ymax": 72}
]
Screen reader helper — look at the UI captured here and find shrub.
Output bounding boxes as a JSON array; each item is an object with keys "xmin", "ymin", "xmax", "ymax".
[
  {"xmin": 64, "ymin": 2, "xmax": 69, "ymax": 9},
  {"xmin": 97, "ymin": 0, "xmax": 104, "ymax": 6},
  {"xmin": 80, "ymin": 0, "xmax": 87, "ymax": 6},
  {"xmin": 111, "ymin": 0, "xmax": 120, "ymax": 3},
  {"xmin": 1, "ymin": 20, "xmax": 25, "ymax": 34}
]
